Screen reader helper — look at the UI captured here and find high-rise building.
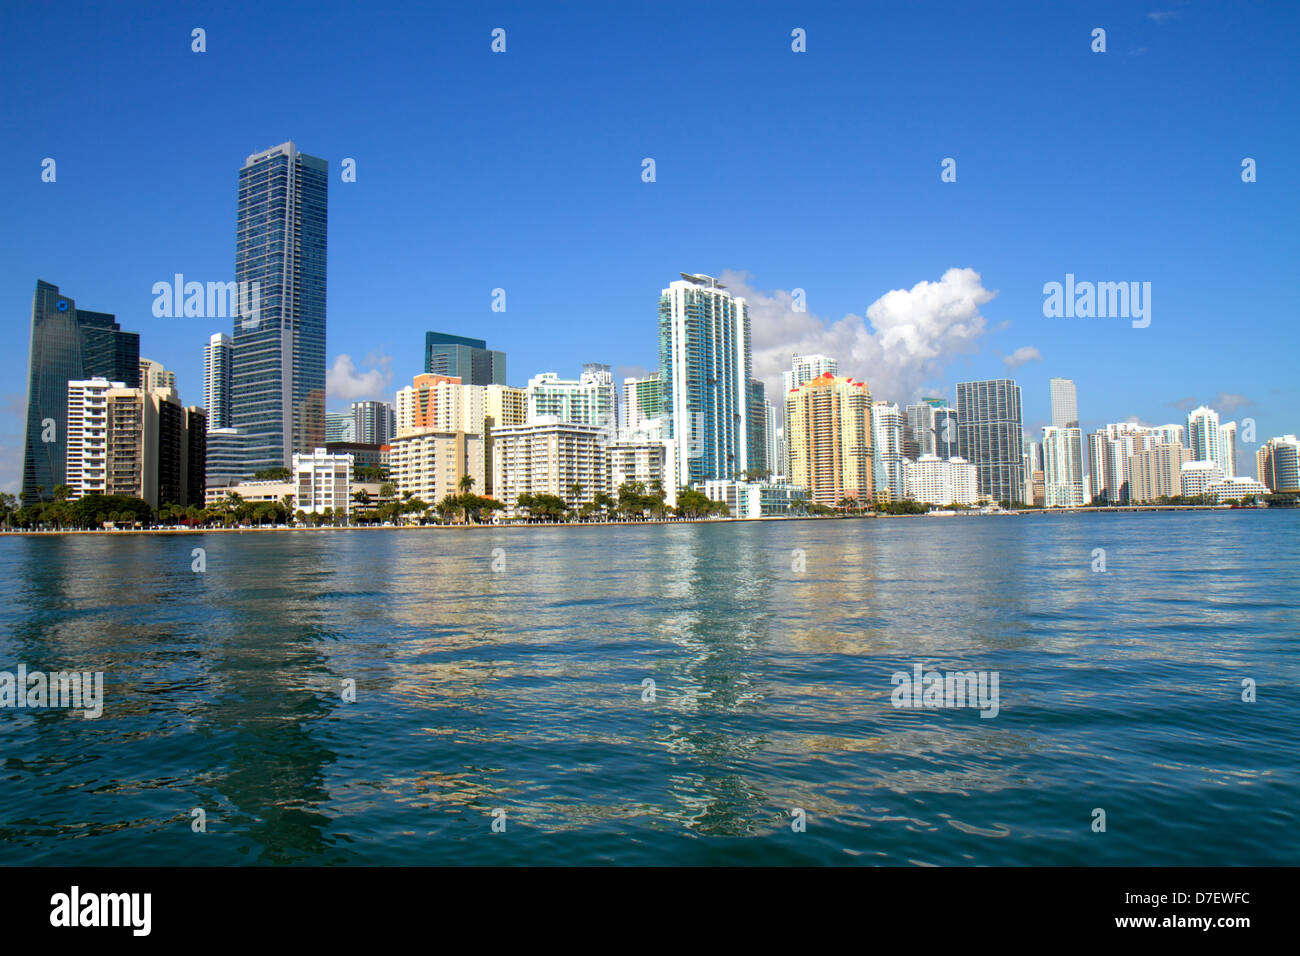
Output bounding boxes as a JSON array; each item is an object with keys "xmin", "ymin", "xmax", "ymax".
[
  {"xmin": 203, "ymin": 332, "xmax": 232, "ymax": 431},
  {"xmin": 623, "ymin": 373, "xmax": 663, "ymax": 430},
  {"xmin": 424, "ymin": 332, "xmax": 506, "ymax": 386},
  {"xmin": 389, "ymin": 431, "xmax": 485, "ymax": 506},
  {"xmin": 1128, "ymin": 443, "xmax": 1192, "ymax": 502},
  {"xmin": 1257, "ymin": 435, "xmax": 1300, "ymax": 492},
  {"xmin": 747, "ymin": 380, "xmax": 767, "ymax": 475},
  {"xmin": 351, "ymin": 400, "xmax": 395, "ymax": 445},
  {"xmin": 1186, "ymin": 406, "xmax": 1228, "ymax": 475},
  {"xmin": 21, "ymin": 281, "xmax": 140, "ymax": 504},
  {"xmin": 396, "ymin": 373, "xmax": 463, "ymax": 437},
  {"xmin": 492, "ymin": 420, "xmax": 607, "ymax": 515},
  {"xmin": 871, "ymin": 402, "xmax": 905, "ymax": 501},
  {"xmin": 139, "ymin": 358, "xmax": 176, "ymax": 392},
  {"xmin": 782, "ymin": 354, "xmax": 838, "ymax": 394},
  {"xmin": 65, "ymin": 378, "xmax": 118, "ymax": 499},
  {"xmin": 763, "ymin": 401, "xmax": 782, "ymax": 480},
  {"xmin": 483, "ymin": 384, "xmax": 527, "ymax": 495},
  {"xmin": 1219, "ymin": 421, "xmax": 1238, "ymax": 478},
  {"xmin": 526, "ymin": 365, "xmax": 617, "ymax": 432},
  {"xmin": 1049, "ymin": 377, "xmax": 1079, "ymax": 428},
  {"xmin": 185, "ymin": 407, "xmax": 207, "ymax": 507},
  {"xmin": 955, "ymin": 379, "xmax": 1025, "ymax": 505},
  {"xmin": 785, "ymin": 374, "xmax": 873, "ymax": 508},
  {"xmin": 658, "ymin": 273, "xmax": 754, "ymax": 486},
  {"xmin": 67, "ymin": 379, "xmax": 204, "ymax": 508},
  {"xmin": 1042, "ymin": 425, "xmax": 1085, "ymax": 507},
  {"xmin": 325, "ymin": 411, "xmax": 354, "ymax": 444},
  {"xmin": 229, "ymin": 141, "xmax": 328, "ymax": 475},
  {"xmin": 1086, "ymin": 422, "xmax": 1172, "ymax": 504}
]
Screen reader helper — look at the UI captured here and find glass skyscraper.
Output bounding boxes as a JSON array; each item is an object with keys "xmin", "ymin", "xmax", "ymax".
[
  {"xmin": 21, "ymin": 280, "xmax": 139, "ymax": 504},
  {"xmin": 424, "ymin": 332, "xmax": 506, "ymax": 385},
  {"xmin": 658, "ymin": 273, "xmax": 754, "ymax": 487},
  {"xmin": 955, "ymin": 378, "xmax": 1026, "ymax": 505},
  {"xmin": 230, "ymin": 141, "xmax": 328, "ymax": 474}
]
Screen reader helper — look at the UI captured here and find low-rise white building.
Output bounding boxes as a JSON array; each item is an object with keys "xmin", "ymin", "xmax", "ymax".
[
  {"xmin": 294, "ymin": 448, "xmax": 353, "ymax": 516},
  {"xmin": 1205, "ymin": 476, "xmax": 1268, "ymax": 503},
  {"xmin": 1180, "ymin": 460, "xmax": 1224, "ymax": 499},
  {"xmin": 700, "ymin": 479, "xmax": 808, "ymax": 518},
  {"xmin": 607, "ymin": 432, "xmax": 677, "ymax": 507},
  {"xmin": 905, "ymin": 455, "xmax": 978, "ymax": 506}
]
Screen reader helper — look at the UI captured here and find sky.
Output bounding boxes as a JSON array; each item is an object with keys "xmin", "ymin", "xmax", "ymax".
[{"xmin": 2, "ymin": 0, "xmax": 1297, "ymax": 492}]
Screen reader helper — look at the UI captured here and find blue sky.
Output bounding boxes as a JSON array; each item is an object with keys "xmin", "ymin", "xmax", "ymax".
[{"xmin": 2, "ymin": 0, "xmax": 1297, "ymax": 490}]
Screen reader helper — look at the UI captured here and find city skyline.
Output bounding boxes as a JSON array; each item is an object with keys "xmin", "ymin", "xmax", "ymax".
[{"xmin": 3, "ymin": 3, "xmax": 1298, "ymax": 495}]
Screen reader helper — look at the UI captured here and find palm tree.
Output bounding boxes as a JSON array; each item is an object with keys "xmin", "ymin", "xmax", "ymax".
[{"xmin": 458, "ymin": 474, "xmax": 475, "ymax": 494}]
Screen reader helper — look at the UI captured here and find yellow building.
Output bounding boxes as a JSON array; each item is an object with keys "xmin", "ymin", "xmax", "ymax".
[{"xmin": 785, "ymin": 373, "xmax": 873, "ymax": 508}]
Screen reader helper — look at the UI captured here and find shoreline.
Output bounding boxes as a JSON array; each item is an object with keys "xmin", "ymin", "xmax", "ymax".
[{"xmin": 0, "ymin": 504, "xmax": 1272, "ymax": 536}]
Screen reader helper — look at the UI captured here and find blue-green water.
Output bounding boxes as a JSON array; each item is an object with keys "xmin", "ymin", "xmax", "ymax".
[{"xmin": 0, "ymin": 512, "xmax": 1296, "ymax": 866}]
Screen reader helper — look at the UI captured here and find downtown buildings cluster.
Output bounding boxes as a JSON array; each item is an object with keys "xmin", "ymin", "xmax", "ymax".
[{"xmin": 18, "ymin": 141, "xmax": 1300, "ymax": 522}]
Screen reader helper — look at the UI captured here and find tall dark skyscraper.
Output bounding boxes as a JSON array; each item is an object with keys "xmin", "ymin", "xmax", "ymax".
[
  {"xmin": 21, "ymin": 280, "xmax": 139, "ymax": 504},
  {"xmin": 424, "ymin": 332, "xmax": 506, "ymax": 385},
  {"xmin": 955, "ymin": 378, "xmax": 1025, "ymax": 505},
  {"xmin": 229, "ymin": 141, "xmax": 328, "ymax": 474}
]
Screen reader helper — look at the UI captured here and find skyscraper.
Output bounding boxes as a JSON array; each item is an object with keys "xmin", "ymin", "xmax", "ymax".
[
  {"xmin": 1049, "ymin": 377, "xmax": 1079, "ymax": 428},
  {"xmin": 955, "ymin": 379, "xmax": 1025, "ymax": 505},
  {"xmin": 658, "ymin": 273, "xmax": 754, "ymax": 487},
  {"xmin": 747, "ymin": 379, "xmax": 767, "ymax": 475},
  {"xmin": 786, "ymin": 374, "xmax": 873, "ymax": 507},
  {"xmin": 21, "ymin": 280, "xmax": 140, "ymax": 504},
  {"xmin": 1042, "ymin": 425, "xmax": 1085, "ymax": 507},
  {"xmin": 526, "ymin": 365, "xmax": 617, "ymax": 431},
  {"xmin": 1186, "ymin": 406, "xmax": 1229, "ymax": 474},
  {"xmin": 203, "ymin": 332, "xmax": 232, "ymax": 431},
  {"xmin": 871, "ymin": 402, "xmax": 905, "ymax": 500},
  {"xmin": 623, "ymin": 373, "xmax": 663, "ymax": 430},
  {"xmin": 350, "ymin": 400, "xmax": 396, "ymax": 445},
  {"xmin": 1257, "ymin": 435, "xmax": 1300, "ymax": 492},
  {"xmin": 782, "ymin": 354, "xmax": 838, "ymax": 394},
  {"xmin": 1219, "ymin": 421, "xmax": 1238, "ymax": 477},
  {"xmin": 230, "ymin": 141, "xmax": 328, "ymax": 475},
  {"xmin": 424, "ymin": 332, "xmax": 506, "ymax": 385}
]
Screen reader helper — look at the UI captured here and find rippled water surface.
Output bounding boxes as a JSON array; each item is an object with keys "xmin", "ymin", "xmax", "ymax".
[{"xmin": 1, "ymin": 512, "xmax": 1297, "ymax": 865}]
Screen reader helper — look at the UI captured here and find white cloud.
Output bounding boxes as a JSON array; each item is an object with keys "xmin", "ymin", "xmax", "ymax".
[
  {"xmin": 1003, "ymin": 346, "xmax": 1042, "ymax": 370},
  {"xmin": 1214, "ymin": 392, "xmax": 1252, "ymax": 414},
  {"xmin": 721, "ymin": 267, "xmax": 998, "ymax": 406},
  {"xmin": 327, "ymin": 353, "xmax": 393, "ymax": 401}
]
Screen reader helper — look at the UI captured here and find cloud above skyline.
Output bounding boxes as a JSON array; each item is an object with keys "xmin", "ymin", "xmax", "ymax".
[
  {"xmin": 1003, "ymin": 346, "xmax": 1043, "ymax": 370},
  {"xmin": 722, "ymin": 267, "xmax": 998, "ymax": 407},
  {"xmin": 327, "ymin": 353, "xmax": 393, "ymax": 402}
]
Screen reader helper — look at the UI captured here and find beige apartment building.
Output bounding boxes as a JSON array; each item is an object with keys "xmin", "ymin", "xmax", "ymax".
[
  {"xmin": 492, "ymin": 419, "xmax": 606, "ymax": 516},
  {"xmin": 389, "ymin": 429, "xmax": 485, "ymax": 505},
  {"xmin": 1128, "ymin": 443, "xmax": 1192, "ymax": 502},
  {"xmin": 785, "ymin": 373, "xmax": 873, "ymax": 508}
]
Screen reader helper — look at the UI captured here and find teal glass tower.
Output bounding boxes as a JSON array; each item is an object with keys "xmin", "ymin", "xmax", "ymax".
[{"xmin": 658, "ymin": 273, "xmax": 754, "ymax": 487}]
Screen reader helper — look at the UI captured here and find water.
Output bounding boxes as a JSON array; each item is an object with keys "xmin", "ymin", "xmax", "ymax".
[{"xmin": 0, "ymin": 511, "xmax": 1296, "ymax": 866}]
